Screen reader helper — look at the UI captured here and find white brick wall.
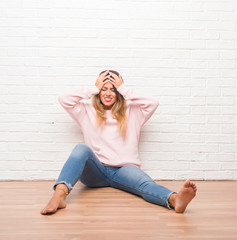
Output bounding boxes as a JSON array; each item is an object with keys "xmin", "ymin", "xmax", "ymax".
[{"xmin": 0, "ymin": 0, "xmax": 236, "ymax": 180}]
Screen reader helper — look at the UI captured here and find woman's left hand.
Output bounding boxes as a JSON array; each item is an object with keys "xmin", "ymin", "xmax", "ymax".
[{"xmin": 108, "ymin": 72, "xmax": 123, "ymax": 89}]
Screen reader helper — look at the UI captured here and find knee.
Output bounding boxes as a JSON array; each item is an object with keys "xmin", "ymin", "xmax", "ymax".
[
  {"xmin": 74, "ymin": 144, "xmax": 91, "ymax": 151},
  {"xmin": 71, "ymin": 144, "xmax": 92, "ymax": 158}
]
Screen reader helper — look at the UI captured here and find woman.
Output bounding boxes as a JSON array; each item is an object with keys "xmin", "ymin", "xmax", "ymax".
[{"xmin": 41, "ymin": 70, "xmax": 197, "ymax": 215}]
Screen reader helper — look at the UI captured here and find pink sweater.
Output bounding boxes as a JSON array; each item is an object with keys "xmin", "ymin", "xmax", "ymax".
[{"xmin": 58, "ymin": 84, "xmax": 159, "ymax": 167}]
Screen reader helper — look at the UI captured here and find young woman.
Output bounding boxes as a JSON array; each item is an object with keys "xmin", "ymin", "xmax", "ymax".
[{"xmin": 41, "ymin": 70, "xmax": 197, "ymax": 215}]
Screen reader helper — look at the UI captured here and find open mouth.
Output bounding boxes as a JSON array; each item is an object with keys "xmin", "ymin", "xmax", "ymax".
[{"xmin": 104, "ymin": 97, "xmax": 112, "ymax": 102}]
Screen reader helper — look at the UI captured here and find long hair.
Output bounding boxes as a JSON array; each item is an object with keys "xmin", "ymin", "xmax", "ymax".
[{"xmin": 92, "ymin": 70, "xmax": 127, "ymax": 138}]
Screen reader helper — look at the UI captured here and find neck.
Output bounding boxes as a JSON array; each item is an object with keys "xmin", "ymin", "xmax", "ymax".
[{"xmin": 103, "ymin": 105, "xmax": 113, "ymax": 110}]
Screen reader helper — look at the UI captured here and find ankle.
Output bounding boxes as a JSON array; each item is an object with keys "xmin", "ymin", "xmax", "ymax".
[
  {"xmin": 55, "ymin": 184, "xmax": 69, "ymax": 197},
  {"xmin": 168, "ymin": 193, "xmax": 177, "ymax": 208}
]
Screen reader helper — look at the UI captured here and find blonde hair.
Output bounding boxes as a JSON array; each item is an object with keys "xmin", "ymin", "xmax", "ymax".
[{"xmin": 92, "ymin": 70, "xmax": 127, "ymax": 138}]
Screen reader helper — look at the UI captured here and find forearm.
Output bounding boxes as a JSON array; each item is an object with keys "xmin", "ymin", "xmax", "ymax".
[
  {"xmin": 117, "ymin": 84, "xmax": 159, "ymax": 113},
  {"xmin": 58, "ymin": 86, "xmax": 99, "ymax": 109}
]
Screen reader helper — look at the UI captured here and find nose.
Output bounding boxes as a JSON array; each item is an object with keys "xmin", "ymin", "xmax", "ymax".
[{"xmin": 105, "ymin": 89, "xmax": 112, "ymax": 96}]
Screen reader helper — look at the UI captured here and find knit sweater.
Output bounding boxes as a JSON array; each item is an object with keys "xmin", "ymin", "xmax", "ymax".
[{"xmin": 58, "ymin": 84, "xmax": 159, "ymax": 167}]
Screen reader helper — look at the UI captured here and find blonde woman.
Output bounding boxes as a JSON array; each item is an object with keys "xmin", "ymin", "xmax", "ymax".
[{"xmin": 41, "ymin": 70, "xmax": 197, "ymax": 215}]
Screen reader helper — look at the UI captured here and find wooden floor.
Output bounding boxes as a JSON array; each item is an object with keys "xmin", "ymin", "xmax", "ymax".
[{"xmin": 0, "ymin": 181, "xmax": 237, "ymax": 240}]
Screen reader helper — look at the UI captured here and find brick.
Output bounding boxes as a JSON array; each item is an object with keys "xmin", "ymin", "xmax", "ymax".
[
  {"xmin": 192, "ymin": 50, "xmax": 219, "ymax": 59},
  {"xmin": 191, "ymin": 12, "xmax": 219, "ymax": 21},
  {"xmin": 176, "ymin": 97, "xmax": 206, "ymax": 106},
  {"xmin": 208, "ymin": 60, "xmax": 236, "ymax": 69},
  {"xmin": 146, "ymin": 170, "xmax": 176, "ymax": 180},
  {"xmin": 176, "ymin": 134, "xmax": 204, "ymax": 143},
  {"xmin": 140, "ymin": 152, "xmax": 175, "ymax": 161},
  {"xmin": 191, "ymin": 88, "xmax": 221, "ymax": 97},
  {"xmin": 222, "ymin": 125, "xmax": 237, "ymax": 134},
  {"xmin": 176, "ymin": 153, "xmax": 205, "ymax": 162},
  {"xmin": 176, "ymin": 116, "xmax": 206, "ymax": 124},
  {"xmin": 191, "ymin": 125, "xmax": 222, "ymax": 134},
  {"xmin": 220, "ymin": 162, "xmax": 236, "ymax": 170},
  {"xmin": 207, "ymin": 96, "xmax": 235, "ymax": 105},
  {"xmin": 175, "ymin": 171, "xmax": 199, "ymax": 180},
  {"xmin": 221, "ymin": 88, "xmax": 237, "ymax": 96},
  {"xmin": 191, "ymin": 162, "xmax": 220, "ymax": 171},
  {"xmin": 191, "ymin": 106, "xmax": 221, "ymax": 115},
  {"xmin": 189, "ymin": 144, "xmax": 219, "ymax": 153},
  {"xmin": 220, "ymin": 51, "xmax": 237, "ymax": 59},
  {"xmin": 221, "ymin": 106, "xmax": 237, "ymax": 115},
  {"xmin": 207, "ymin": 153, "xmax": 235, "ymax": 162},
  {"xmin": 205, "ymin": 2, "xmax": 234, "ymax": 12},
  {"xmin": 206, "ymin": 40, "xmax": 235, "ymax": 49},
  {"xmin": 206, "ymin": 135, "xmax": 235, "ymax": 144},
  {"xmin": 205, "ymin": 171, "xmax": 234, "ymax": 180},
  {"xmin": 220, "ymin": 144, "xmax": 237, "ymax": 153}
]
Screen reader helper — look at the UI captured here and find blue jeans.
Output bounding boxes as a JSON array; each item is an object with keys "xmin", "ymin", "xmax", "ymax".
[{"xmin": 54, "ymin": 144, "xmax": 175, "ymax": 209}]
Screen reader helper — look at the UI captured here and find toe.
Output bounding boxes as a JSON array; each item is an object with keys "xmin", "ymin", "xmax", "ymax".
[
  {"xmin": 40, "ymin": 207, "xmax": 55, "ymax": 215},
  {"xmin": 40, "ymin": 209, "xmax": 47, "ymax": 215},
  {"xmin": 191, "ymin": 183, "xmax": 197, "ymax": 192},
  {"xmin": 46, "ymin": 207, "xmax": 56, "ymax": 214},
  {"xmin": 184, "ymin": 179, "xmax": 191, "ymax": 187},
  {"xmin": 189, "ymin": 182, "xmax": 196, "ymax": 189}
]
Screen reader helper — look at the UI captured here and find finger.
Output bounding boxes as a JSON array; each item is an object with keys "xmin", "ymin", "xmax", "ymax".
[
  {"xmin": 103, "ymin": 75, "xmax": 112, "ymax": 81},
  {"xmin": 108, "ymin": 80, "xmax": 116, "ymax": 87},
  {"xmin": 101, "ymin": 81, "xmax": 112, "ymax": 89},
  {"xmin": 109, "ymin": 74, "xmax": 115, "ymax": 79},
  {"xmin": 109, "ymin": 72, "xmax": 119, "ymax": 81},
  {"xmin": 110, "ymin": 80, "xmax": 117, "ymax": 87},
  {"xmin": 109, "ymin": 72, "xmax": 117, "ymax": 78},
  {"xmin": 106, "ymin": 78, "xmax": 116, "ymax": 85},
  {"xmin": 108, "ymin": 76, "xmax": 116, "ymax": 81},
  {"xmin": 102, "ymin": 79, "xmax": 110, "ymax": 83},
  {"xmin": 102, "ymin": 74, "xmax": 111, "ymax": 81},
  {"xmin": 101, "ymin": 70, "xmax": 110, "ymax": 77}
]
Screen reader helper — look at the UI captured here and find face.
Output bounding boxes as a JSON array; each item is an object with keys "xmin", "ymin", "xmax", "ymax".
[{"xmin": 99, "ymin": 82, "xmax": 117, "ymax": 110}]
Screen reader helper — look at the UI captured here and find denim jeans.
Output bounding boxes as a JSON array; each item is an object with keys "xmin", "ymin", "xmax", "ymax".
[{"xmin": 54, "ymin": 144, "xmax": 175, "ymax": 209}]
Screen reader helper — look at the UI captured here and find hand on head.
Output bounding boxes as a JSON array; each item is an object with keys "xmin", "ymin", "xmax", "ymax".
[
  {"xmin": 108, "ymin": 71, "xmax": 123, "ymax": 89},
  {"xmin": 95, "ymin": 70, "xmax": 123, "ymax": 90}
]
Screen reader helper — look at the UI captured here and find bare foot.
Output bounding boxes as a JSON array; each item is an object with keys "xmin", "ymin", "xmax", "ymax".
[
  {"xmin": 40, "ymin": 190, "xmax": 67, "ymax": 215},
  {"xmin": 170, "ymin": 180, "xmax": 197, "ymax": 213}
]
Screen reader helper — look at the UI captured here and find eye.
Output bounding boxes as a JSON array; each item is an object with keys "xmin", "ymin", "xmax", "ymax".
[{"xmin": 111, "ymin": 88, "xmax": 115, "ymax": 92}]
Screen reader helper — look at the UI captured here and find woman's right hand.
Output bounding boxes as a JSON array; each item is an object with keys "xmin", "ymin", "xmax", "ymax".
[{"xmin": 95, "ymin": 70, "xmax": 111, "ymax": 90}]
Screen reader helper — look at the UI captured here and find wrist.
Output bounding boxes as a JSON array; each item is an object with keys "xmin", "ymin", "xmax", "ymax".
[
  {"xmin": 92, "ymin": 85, "xmax": 100, "ymax": 94},
  {"xmin": 95, "ymin": 84, "xmax": 100, "ymax": 90},
  {"xmin": 116, "ymin": 83, "xmax": 125, "ymax": 91}
]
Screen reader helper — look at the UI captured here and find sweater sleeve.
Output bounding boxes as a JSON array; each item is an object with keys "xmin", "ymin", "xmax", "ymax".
[
  {"xmin": 58, "ymin": 86, "xmax": 99, "ymax": 123},
  {"xmin": 117, "ymin": 84, "xmax": 159, "ymax": 126}
]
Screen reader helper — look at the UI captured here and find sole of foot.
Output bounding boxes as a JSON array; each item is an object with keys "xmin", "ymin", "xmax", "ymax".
[{"xmin": 175, "ymin": 179, "xmax": 197, "ymax": 213}]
